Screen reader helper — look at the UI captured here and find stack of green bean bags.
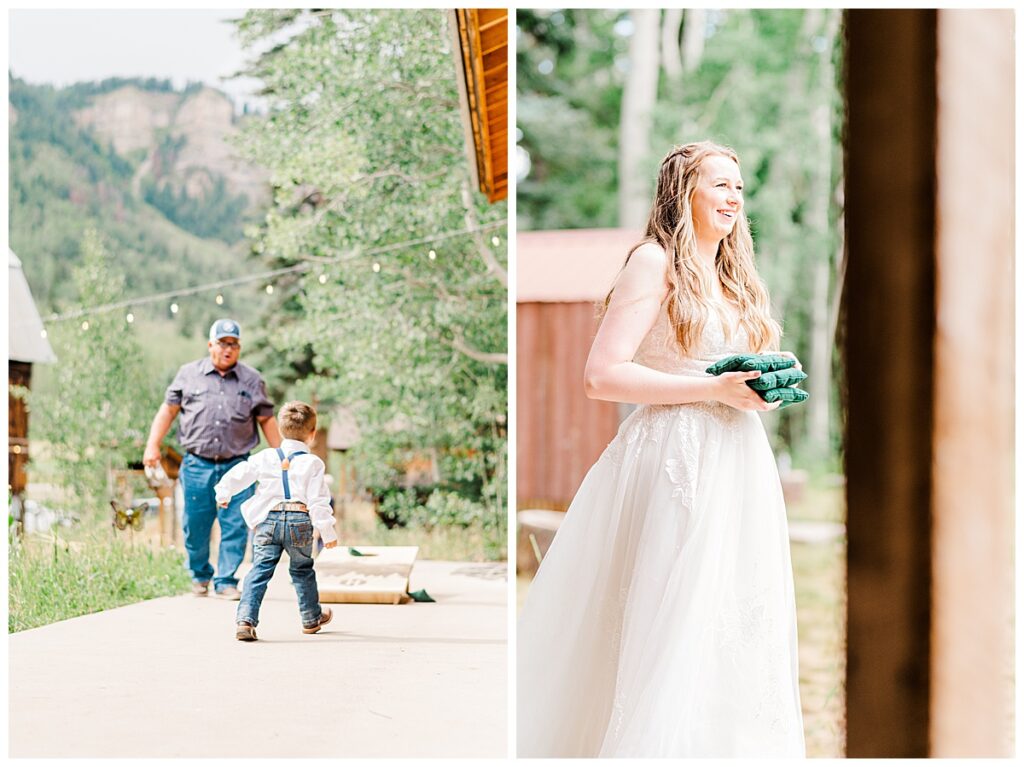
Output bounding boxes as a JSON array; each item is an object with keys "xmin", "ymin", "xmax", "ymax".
[{"xmin": 705, "ymin": 354, "xmax": 809, "ymax": 409}]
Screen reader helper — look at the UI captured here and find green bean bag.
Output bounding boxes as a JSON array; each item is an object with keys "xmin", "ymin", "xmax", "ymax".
[
  {"xmin": 705, "ymin": 353, "xmax": 809, "ymax": 409},
  {"xmin": 746, "ymin": 368, "xmax": 808, "ymax": 391},
  {"xmin": 705, "ymin": 353, "xmax": 797, "ymax": 376},
  {"xmin": 761, "ymin": 386, "xmax": 810, "ymax": 409}
]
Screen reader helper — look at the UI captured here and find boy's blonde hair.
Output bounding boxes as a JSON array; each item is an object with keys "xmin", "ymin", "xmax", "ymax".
[{"xmin": 278, "ymin": 401, "xmax": 317, "ymax": 440}]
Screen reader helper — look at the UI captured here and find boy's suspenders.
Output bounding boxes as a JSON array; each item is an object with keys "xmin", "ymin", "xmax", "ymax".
[{"xmin": 275, "ymin": 447, "xmax": 308, "ymax": 500}]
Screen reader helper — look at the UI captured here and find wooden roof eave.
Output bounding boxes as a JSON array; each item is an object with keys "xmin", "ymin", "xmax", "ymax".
[{"xmin": 450, "ymin": 8, "xmax": 508, "ymax": 204}]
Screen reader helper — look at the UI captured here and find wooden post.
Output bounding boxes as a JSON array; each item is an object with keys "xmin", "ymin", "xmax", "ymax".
[
  {"xmin": 8, "ymin": 362, "xmax": 32, "ymax": 497},
  {"xmin": 930, "ymin": 9, "xmax": 1013, "ymax": 756},
  {"xmin": 844, "ymin": 9, "xmax": 937, "ymax": 757},
  {"xmin": 845, "ymin": 9, "xmax": 1013, "ymax": 756},
  {"xmin": 156, "ymin": 487, "xmax": 175, "ymax": 547}
]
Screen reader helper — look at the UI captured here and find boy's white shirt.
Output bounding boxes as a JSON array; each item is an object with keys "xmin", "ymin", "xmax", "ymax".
[{"xmin": 214, "ymin": 438, "xmax": 338, "ymax": 544}]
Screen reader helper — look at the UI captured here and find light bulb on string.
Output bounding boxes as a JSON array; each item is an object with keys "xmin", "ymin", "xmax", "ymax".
[
  {"xmin": 40, "ymin": 329, "xmax": 48, "ymax": 339},
  {"xmin": 170, "ymin": 303, "xmax": 179, "ymax": 314},
  {"xmin": 491, "ymin": 236, "xmax": 500, "ymax": 247},
  {"xmin": 372, "ymin": 262, "xmax": 381, "ymax": 273},
  {"xmin": 265, "ymin": 284, "xmax": 274, "ymax": 295},
  {"xmin": 126, "ymin": 312, "xmax": 135, "ymax": 324},
  {"xmin": 318, "ymin": 273, "xmax": 328, "ymax": 285},
  {"xmin": 428, "ymin": 249, "xmax": 436, "ymax": 261},
  {"xmin": 215, "ymin": 294, "xmax": 224, "ymax": 305},
  {"xmin": 81, "ymin": 320, "xmax": 90, "ymax": 331}
]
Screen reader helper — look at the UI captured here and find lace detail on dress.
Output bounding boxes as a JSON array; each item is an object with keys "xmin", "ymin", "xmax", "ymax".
[
  {"xmin": 633, "ymin": 298, "xmax": 749, "ymax": 377},
  {"xmin": 718, "ymin": 588, "xmax": 776, "ymax": 653},
  {"xmin": 664, "ymin": 415, "xmax": 700, "ymax": 512},
  {"xmin": 716, "ymin": 586, "xmax": 790, "ymax": 735},
  {"xmin": 599, "ymin": 399, "xmax": 746, "ymax": 473},
  {"xmin": 597, "ymin": 298, "xmax": 753, "ymax": 472}
]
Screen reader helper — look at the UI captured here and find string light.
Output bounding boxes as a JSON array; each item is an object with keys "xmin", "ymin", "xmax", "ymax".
[
  {"xmin": 126, "ymin": 313, "xmax": 135, "ymax": 324},
  {"xmin": 372, "ymin": 262, "xmax": 381, "ymax": 273},
  {"xmin": 215, "ymin": 294, "xmax": 224, "ymax": 305},
  {"xmin": 491, "ymin": 236, "xmax": 500, "ymax": 246},
  {"xmin": 265, "ymin": 284, "xmax": 274, "ymax": 295},
  {"xmin": 428, "ymin": 249, "xmax": 437, "ymax": 260},
  {"xmin": 23, "ymin": 220, "xmax": 505, "ymax": 329},
  {"xmin": 81, "ymin": 320, "xmax": 89, "ymax": 331},
  {"xmin": 40, "ymin": 329, "xmax": 47, "ymax": 339},
  {"xmin": 318, "ymin": 273, "xmax": 328, "ymax": 284}
]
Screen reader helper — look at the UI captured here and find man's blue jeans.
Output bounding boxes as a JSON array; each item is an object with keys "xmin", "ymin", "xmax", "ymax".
[
  {"xmin": 236, "ymin": 511, "xmax": 323, "ymax": 629},
  {"xmin": 179, "ymin": 452, "xmax": 253, "ymax": 592}
]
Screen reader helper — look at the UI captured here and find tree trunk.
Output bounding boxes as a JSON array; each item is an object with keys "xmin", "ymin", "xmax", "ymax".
[
  {"xmin": 618, "ymin": 10, "xmax": 661, "ymax": 228},
  {"xmin": 829, "ymin": 178, "xmax": 846, "ymax": 346},
  {"xmin": 806, "ymin": 8, "xmax": 842, "ymax": 455},
  {"xmin": 682, "ymin": 9, "xmax": 706, "ymax": 73},
  {"xmin": 661, "ymin": 8, "xmax": 683, "ymax": 79},
  {"xmin": 460, "ymin": 180, "xmax": 508, "ymax": 288}
]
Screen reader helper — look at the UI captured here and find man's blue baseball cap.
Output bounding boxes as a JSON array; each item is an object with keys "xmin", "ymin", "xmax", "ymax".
[{"xmin": 209, "ymin": 318, "xmax": 242, "ymax": 342}]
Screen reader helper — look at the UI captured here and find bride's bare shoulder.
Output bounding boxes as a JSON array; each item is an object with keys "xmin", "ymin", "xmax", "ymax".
[
  {"xmin": 627, "ymin": 241, "xmax": 670, "ymax": 271},
  {"xmin": 613, "ymin": 242, "xmax": 670, "ymax": 299}
]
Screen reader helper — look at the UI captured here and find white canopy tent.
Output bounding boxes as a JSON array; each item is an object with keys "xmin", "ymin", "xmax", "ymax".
[{"xmin": 9, "ymin": 249, "xmax": 56, "ymax": 364}]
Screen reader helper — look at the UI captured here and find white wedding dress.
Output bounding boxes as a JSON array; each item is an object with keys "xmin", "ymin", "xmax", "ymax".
[{"xmin": 517, "ymin": 304, "xmax": 805, "ymax": 758}]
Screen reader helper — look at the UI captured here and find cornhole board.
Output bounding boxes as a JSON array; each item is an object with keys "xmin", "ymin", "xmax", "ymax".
[{"xmin": 314, "ymin": 545, "xmax": 419, "ymax": 604}]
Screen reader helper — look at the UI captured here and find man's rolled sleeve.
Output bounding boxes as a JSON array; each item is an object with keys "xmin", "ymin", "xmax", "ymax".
[
  {"xmin": 251, "ymin": 378, "xmax": 275, "ymax": 419},
  {"xmin": 165, "ymin": 365, "xmax": 187, "ymax": 406}
]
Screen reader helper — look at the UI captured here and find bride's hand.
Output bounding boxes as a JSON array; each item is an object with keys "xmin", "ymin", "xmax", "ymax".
[{"xmin": 711, "ymin": 371, "xmax": 782, "ymax": 411}]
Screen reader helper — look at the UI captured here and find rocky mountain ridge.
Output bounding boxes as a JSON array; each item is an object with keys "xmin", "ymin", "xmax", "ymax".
[{"xmin": 73, "ymin": 84, "xmax": 267, "ymax": 206}]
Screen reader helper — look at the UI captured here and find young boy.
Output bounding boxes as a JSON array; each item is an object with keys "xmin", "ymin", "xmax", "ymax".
[{"xmin": 214, "ymin": 400, "xmax": 338, "ymax": 641}]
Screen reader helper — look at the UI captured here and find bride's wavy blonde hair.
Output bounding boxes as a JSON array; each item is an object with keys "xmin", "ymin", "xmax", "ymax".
[{"xmin": 609, "ymin": 141, "xmax": 780, "ymax": 356}]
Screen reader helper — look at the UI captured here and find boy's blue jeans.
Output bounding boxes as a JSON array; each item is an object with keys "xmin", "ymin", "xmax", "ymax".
[{"xmin": 236, "ymin": 511, "xmax": 324, "ymax": 629}]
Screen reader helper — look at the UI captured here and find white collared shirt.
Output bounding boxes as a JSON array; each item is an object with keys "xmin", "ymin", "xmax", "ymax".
[{"xmin": 214, "ymin": 438, "xmax": 338, "ymax": 544}]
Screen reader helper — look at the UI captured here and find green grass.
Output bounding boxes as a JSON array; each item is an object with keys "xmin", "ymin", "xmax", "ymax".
[
  {"xmin": 9, "ymin": 532, "xmax": 191, "ymax": 633},
  {"xmin": 793, "ymin": 536, "xmax": 846, "ymax": 757},
  {"xmin": 787, "ymin": 475, "xmax": 846, "ymax": 524}
]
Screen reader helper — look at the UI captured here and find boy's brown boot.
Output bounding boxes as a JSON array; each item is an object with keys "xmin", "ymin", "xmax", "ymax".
[
  {"xmin": 236, "ymin": 621, "xmax": 257, "ymax": 641},
  {"xmin": 302, "ymin": 606, "xmax": 333, "ymax": 634}
]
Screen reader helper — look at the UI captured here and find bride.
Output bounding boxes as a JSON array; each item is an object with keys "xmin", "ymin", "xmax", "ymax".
[{"xmin": 516, "ymin": 141, "xmax": 806, "ymax": 757}]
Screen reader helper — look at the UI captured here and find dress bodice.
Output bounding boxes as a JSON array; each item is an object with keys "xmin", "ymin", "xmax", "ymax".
[{"xmin": 633, "ymin": 301, "xmax": 750, "ymax": 377}]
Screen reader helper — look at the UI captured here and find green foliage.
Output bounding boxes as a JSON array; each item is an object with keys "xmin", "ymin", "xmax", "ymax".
[
  {"xmin": 141, "ymin": 174, "xmax": 249, "ymax": 243},
  {"xmin": 375, "ymin": 486, "xmax": 497, "ymax": 531},
  {"xmin": 233, "ymin": 10, "xmax": 508, "ymax": 531},
  {"xmin": 29, "ymin": 230, "xmax": 163, "ymax": 516},
  {"xmin": 516, "ymin": 10, "xmax": 627, "ymax": 230},
  {"xmin": 9, "ymin": 534, "xmax": 191, "ymax": 632},
  {"xmin": 59, "ymin": 76, "xmax": 177, "ymax": 107}
]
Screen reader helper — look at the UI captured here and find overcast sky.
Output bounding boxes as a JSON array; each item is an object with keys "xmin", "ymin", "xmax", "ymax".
[{"xmin": 8, "ymin": 9, "xmax": 262, "ymax": 109}]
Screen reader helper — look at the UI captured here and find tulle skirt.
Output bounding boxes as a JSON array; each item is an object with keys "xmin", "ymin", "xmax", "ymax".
[{"xmin": 517, "ymin": 401, "xmax": 805, "ymax": 757}]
